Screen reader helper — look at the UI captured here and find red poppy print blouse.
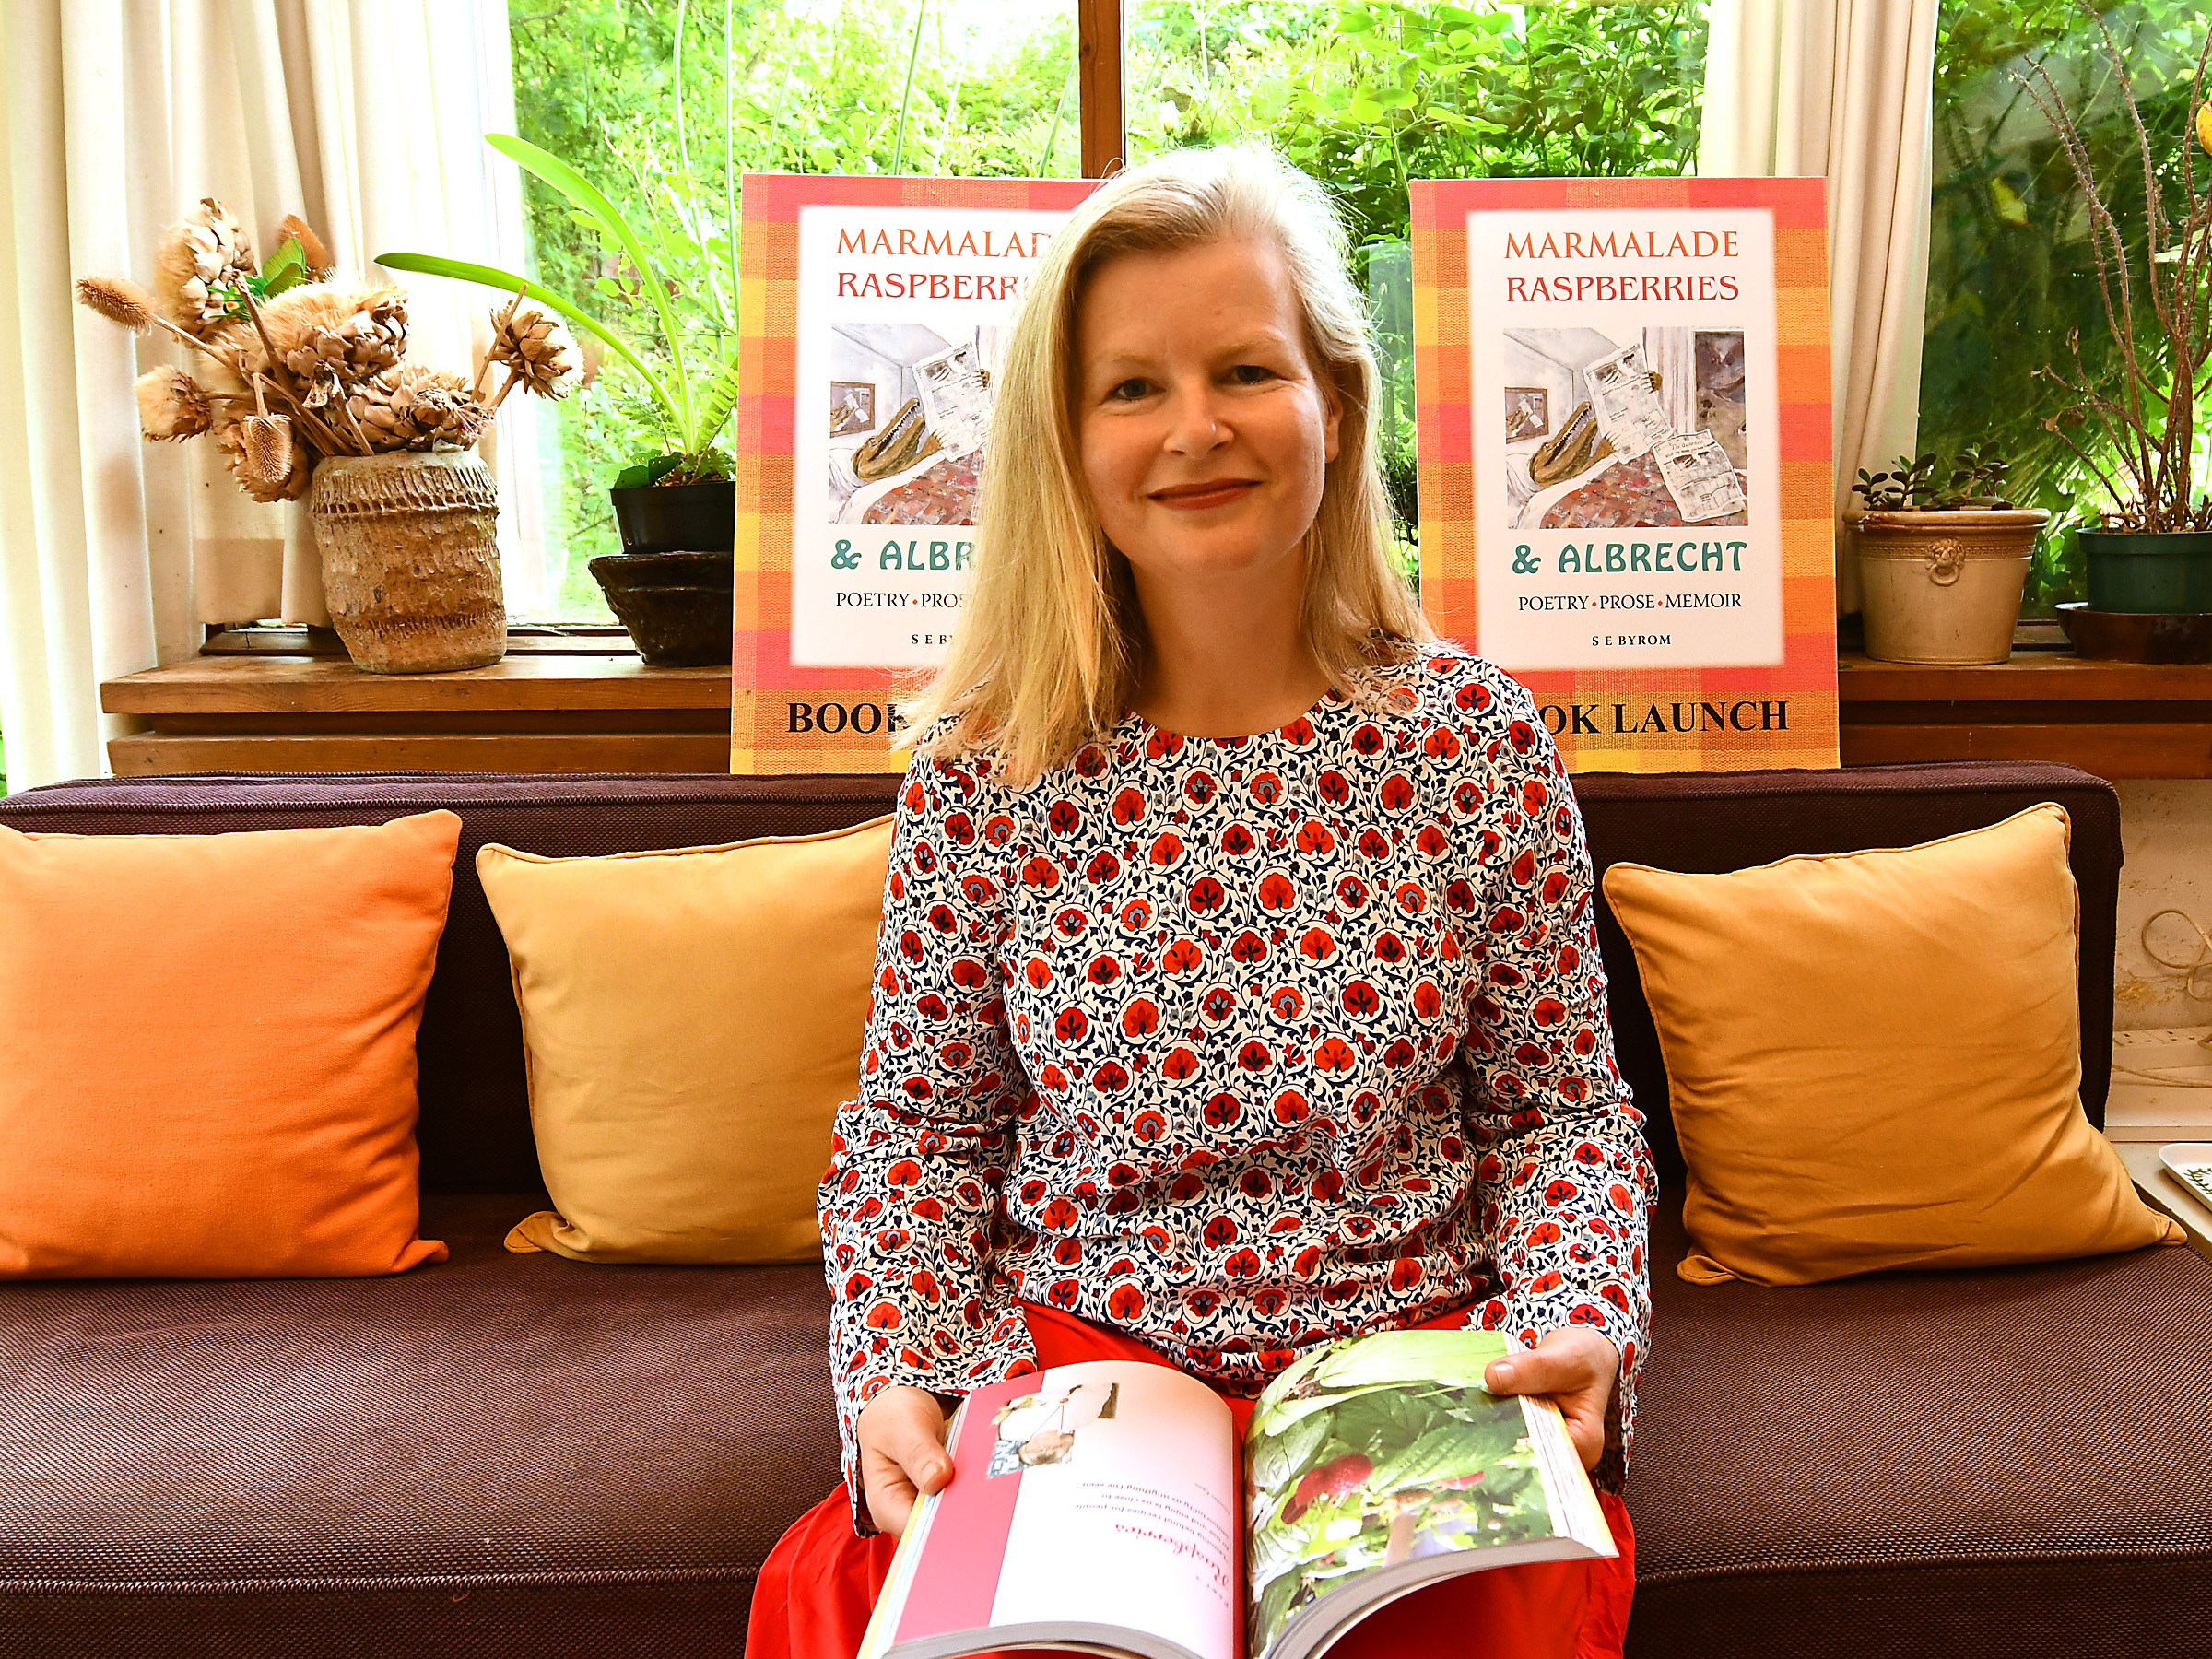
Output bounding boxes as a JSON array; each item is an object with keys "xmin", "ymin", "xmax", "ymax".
[{"xmin": 820, "ymin": 649, "xmax": 1658, "ymax": 1532}]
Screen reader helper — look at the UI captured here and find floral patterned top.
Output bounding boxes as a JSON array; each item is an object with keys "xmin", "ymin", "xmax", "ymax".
[{"xmin": 819, "ymin": 649, "xmax": 1658, "ymax": 1531}]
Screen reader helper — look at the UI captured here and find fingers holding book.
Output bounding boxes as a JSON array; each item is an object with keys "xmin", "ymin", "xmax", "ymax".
[
  {"xmin": 858, "ymin": 1384, "xmax": 954, "ymax": 1535},
  {"xmin": 1482, "ymin": 1327, "xmax": 1620, "ymax": 1472}
]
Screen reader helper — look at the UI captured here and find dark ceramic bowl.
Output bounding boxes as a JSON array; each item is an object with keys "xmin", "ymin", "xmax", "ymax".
[
  {"xmin": 592, "ymin": 583, "xmax": 733, "ymax": 667},
  {"xmin": 2056, "ymin": 601, "xmax": 2212, "ymax": 664},
  {"xmin": 588, "ymin": 551, "xmax": 735, "ymax": 592}
]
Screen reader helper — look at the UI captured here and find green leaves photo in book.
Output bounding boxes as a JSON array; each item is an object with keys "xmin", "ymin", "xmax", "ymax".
[{"xmin": 1245, "ymin": 1330, "xmax": 1552, "ymax": 1658}]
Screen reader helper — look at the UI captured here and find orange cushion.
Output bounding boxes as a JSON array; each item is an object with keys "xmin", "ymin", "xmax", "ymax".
[{"xmin": 0, "ymin": 811, "xmax": 461, "ymax": 1278}]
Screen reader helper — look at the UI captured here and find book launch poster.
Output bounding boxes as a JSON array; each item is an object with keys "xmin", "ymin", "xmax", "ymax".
[
  {"xmin": 1410, "ymin": 178, "xmax": 1840, "ymax": 771},
  {"xmin": 730, "ymin": 173, "xmax": 1098, "ymax": 772}
]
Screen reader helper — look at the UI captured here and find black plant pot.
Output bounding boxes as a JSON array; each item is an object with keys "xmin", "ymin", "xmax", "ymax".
[
  {"xmin": 590, "ymin": 550, "xmax": 735, "ymax": 667},
  {"xmin": 609, "ymin": 480, "xmax": 735, "ymax": 554}
]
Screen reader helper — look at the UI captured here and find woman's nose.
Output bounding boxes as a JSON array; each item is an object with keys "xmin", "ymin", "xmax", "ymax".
[{"xmin": 1162, "ymin": 381, "xmax": 1230, "ymax": 453}]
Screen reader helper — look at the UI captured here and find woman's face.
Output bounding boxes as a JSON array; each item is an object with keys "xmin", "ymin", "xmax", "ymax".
[{"xmin": 1073, "ymin": 237, "xmax": 1343, "ymax": 594}]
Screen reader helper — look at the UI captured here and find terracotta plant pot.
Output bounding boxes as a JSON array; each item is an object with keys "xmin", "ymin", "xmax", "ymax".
[
  {"xmin": 1851, "ymin": 508, "xmax": 2049, "ymax": 665},
  {"xmin": 589, "ymin": 550, "xmax": 734, "ymax": 667},
  {"xmin": 310, "ymin": 452, "xmax": 505, "ymax": 674}
]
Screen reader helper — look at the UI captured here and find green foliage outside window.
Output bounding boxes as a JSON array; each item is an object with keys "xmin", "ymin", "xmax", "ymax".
[
  {"xmin": 1126, "ymin": 1, "xmax": 1709, "ymax": 570},
  {"xmin": 507, "ymin": 0, "xmax": 1706, "ymax": 617},
  {"xmin": 509, "ymin": 0, "xmax": 1082, "ymax": 618},
  {"xmin": 1921, "ymin": 0, "xmax": 2211, "ymax": 614}
]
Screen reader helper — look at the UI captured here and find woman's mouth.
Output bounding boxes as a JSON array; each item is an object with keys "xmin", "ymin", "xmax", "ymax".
[{"xmin": 1149, "ymin": 479, "xmax": 1260, "ymax": 512}]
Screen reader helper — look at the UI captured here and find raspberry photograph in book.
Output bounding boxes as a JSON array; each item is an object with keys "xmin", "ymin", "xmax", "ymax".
[{"xmin": 1245, "ymin": 1331, "xmax": 1554, "ymax": 1659}]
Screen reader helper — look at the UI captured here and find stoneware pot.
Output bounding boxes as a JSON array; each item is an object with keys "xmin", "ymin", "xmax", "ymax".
[
  {"xmin": 2080, "ymin": 530, "xmax": 2212, "ymax": 615},
  {"xmin": 589, "ymin": 549, "xmax": 734, "ymax": 667},
  {"xmin": 311, "ymin": 452, "xmax": 505, "ymax": 674},
  {"xmin": 1852, "ymin": 508, "xmax": 2049, "ymax": 665},
  {"xmin": 609, "ymin": 480, "xmax": 735, "ymax": 554}
]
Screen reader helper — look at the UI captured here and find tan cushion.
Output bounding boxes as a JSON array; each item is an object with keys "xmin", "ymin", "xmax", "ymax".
[
  {"xmin": 477, "ymin": 816, "xmax": 894, "ymax": 1264},
  {"xmin": 1601, "ymin": 804, "xmax": 2182, "ymax": 1286}
]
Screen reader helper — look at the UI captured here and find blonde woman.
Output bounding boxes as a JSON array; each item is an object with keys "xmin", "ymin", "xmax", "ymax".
[{"xmin": 749, "ymin": 146, "xmax": 1654, "ymax": 1659}]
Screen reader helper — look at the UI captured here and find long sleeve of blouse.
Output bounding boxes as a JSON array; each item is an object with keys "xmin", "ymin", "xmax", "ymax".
[
  {"xmin": 819, "ymin": 763, "xmax": 1041, "ymax": 1531},
  {"xmin": 819, "ymin": 650, "xmax": 1657, "ymax": 1535}
]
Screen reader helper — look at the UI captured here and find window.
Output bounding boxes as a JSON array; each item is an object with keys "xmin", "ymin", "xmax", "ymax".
[
  {"xmin": 1921, "ymin": 0, "xmax": 2209, "ymax": 612},
  {"xmin": 510, "ymin": 0, "xmax": 1706, "ymax": 616},
  {"xmin": 509, "ymin": 0, "xmax": 1082, "ymax": 619},
  {"xmin": 1124, "ymin": 0, "xmax": 1707, "ymax": 574}
]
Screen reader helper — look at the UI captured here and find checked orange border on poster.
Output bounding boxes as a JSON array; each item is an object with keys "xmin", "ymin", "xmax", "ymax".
[
  {"xmin": 729, "ymin": 174, "xmax": 1098, "ymax": 774},
  {"xmin": 1410, "ymin": 177, "xmax": 1839, "ymax": 772}
]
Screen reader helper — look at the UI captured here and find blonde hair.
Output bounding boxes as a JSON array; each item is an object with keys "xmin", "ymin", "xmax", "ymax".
[{"xmin": 902, "ymin": 144, "xmax": 1427, "ymax": 784}]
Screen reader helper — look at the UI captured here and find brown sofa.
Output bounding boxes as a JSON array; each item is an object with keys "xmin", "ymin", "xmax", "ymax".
[{"xmin": 0, "ymin": 762, "xmax": 2206, "ymax": 1659}]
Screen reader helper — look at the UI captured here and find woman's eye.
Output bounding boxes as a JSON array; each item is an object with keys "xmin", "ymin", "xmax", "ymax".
[
  {"xmin": 1106, "ymin": 378, "xmax": 1150, "ymax": 402},
  {"xmin": 1230, "ymin": 364, "xmax": 1276, "ymax": 385}
]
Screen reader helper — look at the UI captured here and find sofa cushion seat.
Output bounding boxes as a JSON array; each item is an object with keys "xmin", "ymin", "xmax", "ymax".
[
  {"xmin": 1626, "ymin": 1206, "xmax": 2212, "ymax": 1656},
  {"xmin": 0, "ymin": 1194, "xmax": 841, "ymax": 1656}
]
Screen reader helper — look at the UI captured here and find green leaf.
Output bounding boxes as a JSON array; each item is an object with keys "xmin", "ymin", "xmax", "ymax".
[
  {"xmin": 264, "ymin": 239, "xmax": 306, "ymax": 280},
  {"xmin": 371, "ymin": 249, "xmax": 682, "ymax": 432},
  {"xmin": 483, "ymin": 131, "xmax": 697, "ymax": 443},
  {"xmin": 692, "ymin": 357, "xmax": 745, "ymax": 451}
]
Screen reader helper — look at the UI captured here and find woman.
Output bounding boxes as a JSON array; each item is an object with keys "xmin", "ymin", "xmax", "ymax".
[{"xmin": 750, "ymin": 146, "xmax": 1656, "ymax": 1659}]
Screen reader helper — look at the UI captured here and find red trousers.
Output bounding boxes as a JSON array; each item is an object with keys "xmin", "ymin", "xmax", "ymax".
[{"xmin": 748, "ymin": 1305, "xmax": 1635, "ymax": 1659}]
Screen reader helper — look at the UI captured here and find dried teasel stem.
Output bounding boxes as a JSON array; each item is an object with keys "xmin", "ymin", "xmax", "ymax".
[
  {"xmin": 75, "ymin": 276, "xmax": 159, "ymax": 331},
  {"xmin": 134, "ymin": 366, "xmax": 215, "ymax": 441}
]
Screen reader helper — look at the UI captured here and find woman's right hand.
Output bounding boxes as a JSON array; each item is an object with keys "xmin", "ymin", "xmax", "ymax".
[{"xmin": 856, "ymin": 1385, "xmax": 954, "ymax": 1535}]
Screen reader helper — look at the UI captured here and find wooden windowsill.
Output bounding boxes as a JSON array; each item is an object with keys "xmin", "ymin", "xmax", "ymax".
[
  {"xmin": 1838, "ymin": 652, "xmax": 2212, "ymax": 778},
  {"xmin": 101, "ymin": 651, "xmax": 736, "ymax": 775},
  {"xmin": 96, "ymin": 648, "xmax": 2212, "ymax": 779}
]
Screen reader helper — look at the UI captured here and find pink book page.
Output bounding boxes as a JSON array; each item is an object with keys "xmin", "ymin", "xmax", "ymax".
[{"xmin": 879, "ymin": 1360, "xmax": 1238, "ymax": 1659}]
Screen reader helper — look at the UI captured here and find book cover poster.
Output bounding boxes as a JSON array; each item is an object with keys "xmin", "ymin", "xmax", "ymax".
[
  {"xmin": 1410, "ymin": 178, "xmax": 1838, "ymax": 771},
  {"xmin": 731, "ymin": 173, "xmax": 1099, "ymax": 773}
]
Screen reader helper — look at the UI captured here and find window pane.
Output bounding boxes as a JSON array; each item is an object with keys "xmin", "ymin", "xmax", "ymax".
[
  {"xmin": 1922, "ymin": 2, "xmax": 2208, "ymax": 613},
  {"xmin": 509, "ymin": 0, "xmax": 1079, "ymax": 622},
  {"xmin": 1124, "ymin": 1, "xmax": 1712, "ymax": 572}
]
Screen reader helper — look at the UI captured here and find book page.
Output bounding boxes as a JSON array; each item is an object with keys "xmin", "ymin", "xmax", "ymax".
[
  {"xmin": 865, "ymin": 1360, "xmax": 1240, "ymax": 1659},
  {"xmin": 1242, "ymin": 1330, "xmax": 1614, "ymax": 1659}
]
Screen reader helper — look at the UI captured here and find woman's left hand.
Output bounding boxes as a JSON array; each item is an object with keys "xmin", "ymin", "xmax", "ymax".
[{"xmin": 1483, "ymin": 1326, "xmax": 1619, "ymax": 1471}]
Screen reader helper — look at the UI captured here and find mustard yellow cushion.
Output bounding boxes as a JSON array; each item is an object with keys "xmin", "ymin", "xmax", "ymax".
[
  {"xmin": 477, "ymin": 816, "xmax": 893, "ymax": 1264},
  {"xmin": 1601, "ymin": 804, "xmax": 2182, "ymax": 1287}
]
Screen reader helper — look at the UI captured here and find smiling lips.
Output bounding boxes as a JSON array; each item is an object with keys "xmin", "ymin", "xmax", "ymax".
[{"xmin": 1149, "ymin": 478, "xmax": 1261, "ymax": 511}]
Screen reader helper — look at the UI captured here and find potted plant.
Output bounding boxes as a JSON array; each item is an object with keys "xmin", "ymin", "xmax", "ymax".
[
  {"xmin": 1849, "ymin": 448, "xmax": 2050, "ymax": 665},
  {"xmin": 381, "ymin": 128, "xmax": 742, "ymax": 668},
  {"xmin": 76, "ymin": 202, "xmax": 580, "ymax": 674},
  {"xmin": 2016, "ymin": 18, "xmax": 2212, "ymax": 612}
]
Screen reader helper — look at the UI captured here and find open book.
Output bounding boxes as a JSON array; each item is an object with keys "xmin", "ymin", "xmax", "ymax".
[{"xmin": 857, "ymin": 1328, "xmax": 1616, "ymax": 1659}]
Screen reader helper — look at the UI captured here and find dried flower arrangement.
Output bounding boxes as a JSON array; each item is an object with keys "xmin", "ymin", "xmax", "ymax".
[{"xmin": 76, "ymin": 198, "xmax": 588, "ymax": 503}]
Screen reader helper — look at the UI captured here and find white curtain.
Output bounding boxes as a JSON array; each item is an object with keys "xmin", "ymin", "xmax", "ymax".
[
  {"xmin": 0, "ymin": 0, "xmax": 547, "ymax": 793},
  {"xmin": 1700, "ymin": 0, "xmax": 1940, "ymax": 613}
]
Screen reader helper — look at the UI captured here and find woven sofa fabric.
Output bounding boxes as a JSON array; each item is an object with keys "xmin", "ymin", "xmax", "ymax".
[
  {"xmin": 1625, "ymin": 1205, "xmax": 2212, "ymax": 1658},
  {"xmin": 0, "ymin": 761, "xmax": 2122, "ymax": 1196},
  {"xmin": 0, "ymin": 762, "xmax": 2178, "ymax": 1659},
  {"xmin": 0, "ymin": 1194, "xmax": 840, "ymax": 1655}
]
